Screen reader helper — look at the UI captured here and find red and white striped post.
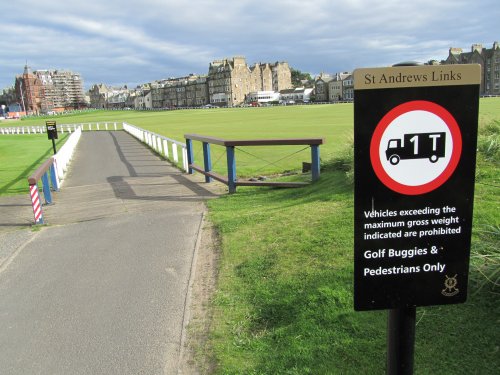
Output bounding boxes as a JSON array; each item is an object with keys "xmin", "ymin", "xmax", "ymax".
[{"xmin": 29, "ymin": 183, "xmax": 44, "ymax": 224}]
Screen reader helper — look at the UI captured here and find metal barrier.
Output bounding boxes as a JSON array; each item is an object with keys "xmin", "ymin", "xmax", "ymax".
[
  {"xmin": 184, "ymin": 134, "xmax": 324, "ymax": 193},
  {"xmin": 123, "ymin": 122, "xmax": 189, "ymax": 172},
  {"xmin": 25, "ymin": 126, "xmax": 82, "ymax": 224},
  {"xmin": 27, "ymin": 158, "xmax": 59, "ymax": 224}
]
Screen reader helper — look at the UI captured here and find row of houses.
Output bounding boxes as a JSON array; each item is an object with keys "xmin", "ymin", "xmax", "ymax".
[
  {"xmin": 313, "ymin": 42, "xmax": 500, "ymax": 102},
  {"xmin": 89, "ymin": 42, "xmax": 499, "ymax": 111},
  {"xmin": 3, "ymin": 41, "xmax": 498, "ymax": 114},
  {"xmin": 314, "ymin": 72, "xmax": 354, "ymax": 102},
  {"xmin": 89, "ymin": 60, "xmax": 357, "ymax": 110},
  {"xmin": 444, "ymin": 42, "xmax": 500, "ymax": 95},
  {"xmin": 89, "ymin": 57, "xmax": 295, "ymax": 109}
]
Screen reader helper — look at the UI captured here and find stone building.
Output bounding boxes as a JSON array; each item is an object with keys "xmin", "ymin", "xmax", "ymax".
[
  {"xmin": 328, "ymin": 72, "xmax": 351, "ymax": 102},
  {"xmin": 107, "ymin": 91, "xmax": 128, "ymax": 109},
  {"xmin": 135, "ymin": 90, "xmax": 152, "ymax": 109},
  {"xmin": 207, "ymin": 56, "xmax": 292, "ymax": 106},
  {"xmin": 163, "ymin": 78, "xmax": 187, "ymax": 108},
  {"xmin": 314, "ymin": 73, "xmax": 334, "ymax": 102},
  {"xmin": 271, "ymin": 62, "xmax": 293, "ymax": 92},
  {"xmin": 151, "ymin": 82, "xmax": 165, "ymax": 109},
  {"xmin": 35, "ymin": 70, "xmax": 57, "ymax": 113},
  {"xmin": 161, "ymin": 75, "xmax": 208, "ymax": 108},
  {"xmin": 89, "ymin": 83, "xmax": 110, "ymax": 109},
  {"xmin": 15, "ymin": 66, "xmax": 86, "ymax": 113},
  {"xmin": 15, "ymin": 65, "xmax": 42, "ymax": 114},
  {"xmin": 342, "ymin": 74, "xmax": 354, "ymax": 101},
  {"xmin": 50, "ymin": 70, "xmax": 86, "ymax": 109},
  {"xmin": 125, "ymin": 90, "xmax": 138, "ymax": 108},
  {"xmin": 250, "ymin": 63, "xmax": 271, "ymax": 92},
  {"xmin": 208, "ymin": 56, "xmax": 249, "ymax": 106},
  {"xmin": 186, "ymin": 76, "xmax": 209, "ymax": 107},
  {"xmin": 444, "ymin": 42, "xmax": 500, "ymax": 95}
]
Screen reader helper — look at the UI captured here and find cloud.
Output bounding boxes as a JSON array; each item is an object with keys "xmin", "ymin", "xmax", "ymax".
[
  {"xmin": 44, "ymin": 15, "xmax": 214, "ymax": 63},
  {"xmin": 1, "ymin": 0, "xmax": 498, "ymax": 90}
]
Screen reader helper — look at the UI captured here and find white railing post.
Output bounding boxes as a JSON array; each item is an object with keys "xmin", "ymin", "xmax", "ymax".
[
  {"xmin": 163, "ymin": 140, "xmax": 169, "ymax": 158},
  {"xmin": 172, "ymin": 143, "xmax": 179, "ymax": 163},
  {"xmin": 157, "ymin": 137, "xmax": 163, "ymax": 154},
  {"xmin": 182, "ymin": 147, "xmax": 188, "ymax": 172}
]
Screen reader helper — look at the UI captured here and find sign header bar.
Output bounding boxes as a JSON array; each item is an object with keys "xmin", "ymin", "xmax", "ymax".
[{"xmin": 354, "ymin": 64, "xmax": 480, "ymax": 90}]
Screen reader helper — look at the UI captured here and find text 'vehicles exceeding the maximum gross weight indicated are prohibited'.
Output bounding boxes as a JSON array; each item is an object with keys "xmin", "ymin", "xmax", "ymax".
[{"xmin": 362, "ymin": 205, "xmax": 461, "ymax": 240}]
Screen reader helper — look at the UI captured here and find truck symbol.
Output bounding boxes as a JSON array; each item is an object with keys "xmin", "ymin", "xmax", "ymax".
[{"xmin": 385, "ymin": 132, "xmax": 446, "ymax": 165}]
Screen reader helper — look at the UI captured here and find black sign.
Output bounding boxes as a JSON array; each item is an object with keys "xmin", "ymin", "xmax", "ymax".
[
  {"xmin": 46, "ymin": 121, "xmax": 58, "ymax": 140},
  {"xmin": 353, "ymin": 64, "xmax": 480, "ymax": 311}
]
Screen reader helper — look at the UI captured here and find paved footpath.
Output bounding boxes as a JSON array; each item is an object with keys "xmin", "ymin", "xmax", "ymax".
[{"xmin": 0, "ymin": 131, "xmax": 219, "ymax": 375}]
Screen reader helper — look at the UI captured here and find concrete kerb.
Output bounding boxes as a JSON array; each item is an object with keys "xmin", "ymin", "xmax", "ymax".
[{"xmin": 176, "ymin": 211, "xmax": 205, "ymax": 373}]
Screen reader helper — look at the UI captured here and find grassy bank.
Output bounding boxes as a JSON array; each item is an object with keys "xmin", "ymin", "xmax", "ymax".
[
  {"xmin": 3, "ymin": 105, "xmax": 352, "ymax": 177},
  {"xmin": 204, "ymin": 102, "xmax": 499, "ymax": 374},
  {"xmin": 0, "ymin": 134, "xmax": 68, "ymax": 196},
  {"xmin": 1, "ymin": 100, "xmax": 498, "ymax": 372},
  {"xmin": 206, "ymin": 173, "xmax": 498, "ymax": 374}
]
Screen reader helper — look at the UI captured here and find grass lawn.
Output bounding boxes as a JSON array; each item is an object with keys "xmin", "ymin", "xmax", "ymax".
[
  {"xmin": 202, "ymin": 99, "xmax": 499, "ymax": 374},
  {"xmin": 0, "ymin": 134, "xmax": 69, "ymax": 196},
  {"xmin": 206, "ymin": 168, "xmax": 499, "ymax": 374},
  {"xmin": 3, "ymin": 104, "xmax": 353, "ymax": 177},
  {"xmin": 1, "ymin": 99, "xmax": 498, "ymax": 373}
]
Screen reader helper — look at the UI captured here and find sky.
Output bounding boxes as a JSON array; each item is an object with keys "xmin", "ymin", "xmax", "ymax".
[{"xmin": 1, "ymin": 0, "xmax": 499, "ymax": 91}]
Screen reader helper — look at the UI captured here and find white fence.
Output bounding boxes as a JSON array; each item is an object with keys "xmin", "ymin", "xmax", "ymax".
[
  {"xmin": 53, "ymin": 126, "xmax": 83, "ymax": 188},
  {"xmin": 1, "ymin": 121, "xmax": 188, "ymax": 173},
  {"xmin": 0, "ymin": 122, "xmax": 123, "ymax": 135},
  {"xmin": 1, "ymin": 126, "xmax": 46, "ymax": 134},
  {"xmin": 122, "ymin": 122, "xmax": 189, "ymax": 173}
]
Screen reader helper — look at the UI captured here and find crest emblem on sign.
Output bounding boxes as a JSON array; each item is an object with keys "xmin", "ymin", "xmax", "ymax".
[{"xmin": 441, "ymin": 274, "xmax": 459, "ymax": 297}]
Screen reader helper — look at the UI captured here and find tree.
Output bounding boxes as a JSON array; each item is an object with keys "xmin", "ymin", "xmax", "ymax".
[{"xmin": 290, "ymin": 68, "xmax": 313, "ymax": 87}]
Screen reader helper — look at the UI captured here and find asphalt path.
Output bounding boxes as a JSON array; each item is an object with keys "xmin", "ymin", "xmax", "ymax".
[{"xmin": 0, "ymin": 131, "xmax": 219, "ymax": 374}]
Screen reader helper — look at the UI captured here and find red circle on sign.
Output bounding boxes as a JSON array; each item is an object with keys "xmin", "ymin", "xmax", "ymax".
[{"xmin": 370, "ymin": 100, "xmax": 462, "ymax": 195}]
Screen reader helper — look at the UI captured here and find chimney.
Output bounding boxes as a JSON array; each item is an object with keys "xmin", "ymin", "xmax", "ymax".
[{"xmin": 471, "ymin": 44, "xmax": 483, "ymax": 53}]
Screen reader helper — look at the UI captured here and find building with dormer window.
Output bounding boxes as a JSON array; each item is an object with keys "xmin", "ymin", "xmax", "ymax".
[{"xmin": 444, "ymin": 42, "xmax": 500, "ymax": 95}]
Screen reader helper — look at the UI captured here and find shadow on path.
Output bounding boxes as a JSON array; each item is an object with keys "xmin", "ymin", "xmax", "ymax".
[{"xmin": 105, "ymin": 131, "xmax": 217, "ymax": 202}]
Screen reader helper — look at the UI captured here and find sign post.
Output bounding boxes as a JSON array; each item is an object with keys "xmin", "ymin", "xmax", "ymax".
[
  {"xmin": 46, "ymin": 120, "xmax": 58, "ymax": 154},
  {"xmin": 353, "ymin": 64, "xmax": 481, "ymax": 374}
]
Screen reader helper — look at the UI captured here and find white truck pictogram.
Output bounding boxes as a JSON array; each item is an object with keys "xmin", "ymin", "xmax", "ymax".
[{"xmin": 385, "ymin": 132, "xmax": 446, "ymax": 165}]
